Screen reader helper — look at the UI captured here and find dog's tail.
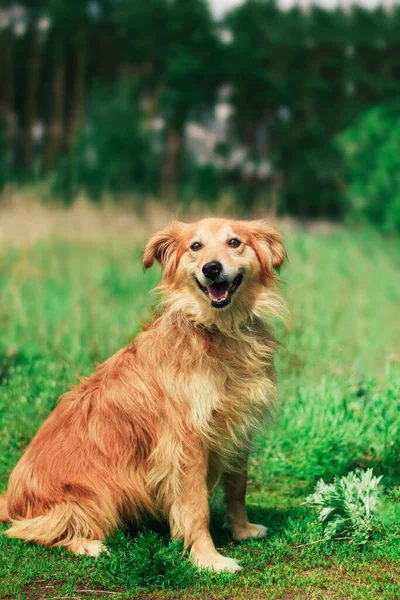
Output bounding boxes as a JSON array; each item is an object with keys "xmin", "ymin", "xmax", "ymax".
[
  {"xmin": 5, "ymin": 497, "xmax": 118, "ymax": 548},
  {"xmin": 0, "ymin": 494, "xmax": 10, "ymax": 522}
]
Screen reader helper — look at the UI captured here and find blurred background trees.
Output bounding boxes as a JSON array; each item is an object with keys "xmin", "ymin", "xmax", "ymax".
[{"xmin": 1, "ymin": 0, "xmax": 400, "ymax": 229}]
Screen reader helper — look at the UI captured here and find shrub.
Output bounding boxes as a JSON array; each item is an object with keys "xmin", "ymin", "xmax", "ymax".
[
  {"xmin": 304, "ymin": 468, "xmax": 383, "ymax": 545},
  {"xmin": 339, "ymin": 103, "xmax": 400, "ymax": 233}
]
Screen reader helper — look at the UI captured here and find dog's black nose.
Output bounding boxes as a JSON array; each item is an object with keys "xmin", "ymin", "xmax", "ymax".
[{"xmin": 202, "ymin": 261, "xmax": 223, "ymax": 280}]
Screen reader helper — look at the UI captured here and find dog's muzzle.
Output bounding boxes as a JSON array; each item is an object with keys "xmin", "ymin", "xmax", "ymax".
[{"xmin": 195, "ymin": 273, "xmax": 243, "ymax": 308}]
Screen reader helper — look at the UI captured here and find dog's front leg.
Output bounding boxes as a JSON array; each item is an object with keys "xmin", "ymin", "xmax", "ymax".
[
  {"xmin": 168, "ymin": 441, "xmax": 241, "ymax": 573},
  {"xmin": 223, "ymin": 458, "xmax": 267, "ymax": 541}
]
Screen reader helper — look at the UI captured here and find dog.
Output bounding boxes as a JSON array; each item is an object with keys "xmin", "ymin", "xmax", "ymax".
[{"xmin": 0, "ymin": 217, "xmax": 286, "ymax": 572}]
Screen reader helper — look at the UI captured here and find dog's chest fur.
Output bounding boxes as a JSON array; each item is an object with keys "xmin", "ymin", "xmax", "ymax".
[{"xmin": 183, "ymin": 323, "xmax": 278, "ymax": 460}]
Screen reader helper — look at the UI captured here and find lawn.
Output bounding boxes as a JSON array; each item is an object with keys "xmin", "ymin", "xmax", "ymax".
[{"xmin": 1, "ymin": 225, "xmax": 400, "ymax": 599}]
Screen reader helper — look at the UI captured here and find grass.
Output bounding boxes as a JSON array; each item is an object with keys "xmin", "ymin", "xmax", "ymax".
[{"xmin": 1, "ymin": 224, "xmax": 400, "ymax": 599}]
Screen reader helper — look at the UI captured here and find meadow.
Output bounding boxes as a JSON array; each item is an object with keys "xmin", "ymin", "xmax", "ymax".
[{"xmin": 0, "ymin": 216, "xmax": 400, "ymax": 599}]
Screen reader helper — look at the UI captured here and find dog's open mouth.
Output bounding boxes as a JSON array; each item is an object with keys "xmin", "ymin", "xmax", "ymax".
[{"xmin": 195, "ymin": 274, "xmax": 243, "ymax": 308}]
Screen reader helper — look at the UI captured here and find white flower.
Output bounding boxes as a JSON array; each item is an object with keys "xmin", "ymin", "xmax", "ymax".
[
  {"xmin": 88, "ymin": 0, "xmax": 101, "ymax": 19},
  {"xmin": 229, "ymin": 147, "xmax": 247, "ymax": 169},
  {"xmin": 215, "ymin": 102, "xmax": 233, "ymax": 122},
  {"xmin": 258, "ymin": 160, "xmax": 272, "ymax": 180},
  {"xmin": 14, "ymin": 20, "xmax": 26, "ymax": 37},
  {"xmin": 217, "ymin": 27, "xmax": 233, "ymax": 45},
  {"xmin": 32, "ymin": 121, "xmax": 44, "ymax": 143},
  {"xmin": 277, "ymin": 106, "xmax": 291, "ymax": 122},
  {"xmin": 218, "ymin": 84, "xmax": 233, "ymax": 101},
  {"xmin": 242, "ymin": 161, "xmax": 256, "ymax": 178},
  {"xmin": 152, "ymin": 117, "xmax": 165, "ymax": 132},
  {"xmin": 0, "ymin": 10, "xmax": 10, "ymax": 30},
  {"xmin": 10, "ymin": 4, "xmax": 25, "ymax": 21},
  {"xmin": 37, "ymin": 15, "xmax": 51, "ymax": 32}
]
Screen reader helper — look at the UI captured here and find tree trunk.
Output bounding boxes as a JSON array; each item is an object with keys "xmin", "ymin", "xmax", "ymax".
[
  {"xmin": 0, "ymin": 29, "xmax": 16, "ymax": 162},
  {"xmin": 161, "ymin": 126, "xmax": 183, "ymax": 202},
  {"xmin": 23, "ymin": 29, "xmax": 43, "ymax": 170},
  {"xmin": 66, "ymin": 36, "xmax": 87, "ymax": 148},
  {"xmin": 45, "ymin": 37, "xmax": 66, "ymax": 171}
]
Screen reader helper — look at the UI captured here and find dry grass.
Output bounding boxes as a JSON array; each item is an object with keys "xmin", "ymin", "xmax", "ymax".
[
  {"xmin": 0, "ymin": 186, "xmax": 250, "ymax": 245},
  {"xmin": 0, "ymin": 187, "xmax": 174, "ymax": 245},
  {"xmin": 0, "ymin": 185, "xmax": 342, "ymax": 246}
]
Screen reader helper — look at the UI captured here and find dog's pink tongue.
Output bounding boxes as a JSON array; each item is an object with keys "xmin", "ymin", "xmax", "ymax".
[{"xmin": 207, "ymin": 281, "xmax": 230, "ymax": 300}]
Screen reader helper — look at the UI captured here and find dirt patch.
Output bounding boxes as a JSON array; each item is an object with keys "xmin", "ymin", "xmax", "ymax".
[{"xmin": 20, "ymin": 580, "xmax": 129, "ymax": 600}]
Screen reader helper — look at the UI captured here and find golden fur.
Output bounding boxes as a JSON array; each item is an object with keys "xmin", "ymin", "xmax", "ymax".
[{"xmin": 0, "ymin": 217, "xmax": 286, "ymax": 571}]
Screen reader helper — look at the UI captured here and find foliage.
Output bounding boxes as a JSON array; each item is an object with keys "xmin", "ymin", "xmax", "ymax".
[
  {"xmin": 2, "ymin": 1, "xmax": 400, "ymax": 217},
  {"xmin": 225, "ymin": 3, "xmax": 400, "ymax": 218},
  {"xmin": 52, "ymin": 81, "xmax": 159, "ymax": 202},
  {"xmin": 0, "ymin": 227, "xmax": 400, "ymax": 598},
  {"xmin": 339, "ymin": 103, "xmax": 400, "ymax": 233},
  {"xmin": 304, "ymin": 469, "xmax": 383, "ymax": 545}
]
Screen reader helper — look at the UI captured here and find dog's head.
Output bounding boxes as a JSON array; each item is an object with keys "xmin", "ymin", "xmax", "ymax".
[{"xmin": 143, "ymin": 218, "xmax": 285, "ymax": 323}]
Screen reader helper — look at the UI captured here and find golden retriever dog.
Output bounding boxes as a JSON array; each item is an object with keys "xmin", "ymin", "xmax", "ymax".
[{"xmin": 0, "ymin": 217, "xmax": 286, "ymax": 572}]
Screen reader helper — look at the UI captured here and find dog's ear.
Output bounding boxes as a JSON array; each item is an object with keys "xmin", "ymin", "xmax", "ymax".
[
  {"xmin": 143, "ymin": 221, "xmax": 184, "ymax": 277},
  {"xmin": 246, "ymin": 220, "xmax": 286, "ymax": 279}
]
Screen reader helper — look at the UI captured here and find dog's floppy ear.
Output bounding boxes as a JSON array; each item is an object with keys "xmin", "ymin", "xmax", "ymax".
[
  {"xmin": 246, "ymin": 220, "xmax": 286, "ymax": 278},
  {"xmin": 143, "ymin": 221, "xmax": 184, "ymax": 277}
]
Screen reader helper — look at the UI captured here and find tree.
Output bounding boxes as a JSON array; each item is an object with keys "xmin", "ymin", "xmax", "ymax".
[
  {"xmin": 159, "ymin": 0, "xmax": 223, "ymax": 199},
  {"xmin": 339, "ymin": 102, "xmax": 400, "ymax": 233},
  {"xmin": 227, "ymin": 1, "xmax": 347, "ymax": 217},
  {"xmin": 44, "ymin": 32, "xmax": 66, "ymax": 170},
  {"xmin": 0, "ymin": 3, "xmax": 17, "ymax": 163}
]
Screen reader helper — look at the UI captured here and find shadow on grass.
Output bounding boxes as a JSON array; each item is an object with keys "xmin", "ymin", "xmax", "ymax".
[
  {"xmin": 124, "ymin": 501, "xmax": 304, "ymax": 549},
  {"xmin": 102, "ymin": 504, "xmax": 305, "ymax": 592}
]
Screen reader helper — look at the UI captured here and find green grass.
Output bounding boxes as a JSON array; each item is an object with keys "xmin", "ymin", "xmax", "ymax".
[{"xmin": 1, "ymin": 227, "xmax": 400, "ymax": 599}]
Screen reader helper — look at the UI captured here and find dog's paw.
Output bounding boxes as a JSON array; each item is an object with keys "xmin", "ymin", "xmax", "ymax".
[
  {"xmin": 228, "ymin": 522, "xmax": 267, "ymax": 541},
  {"xmin": 69, "ymin": 539, "xmax": 107, "ymax": 558},
  {"xmin": 194, "ymin": 553, "xmax": 242, "ymax": 573},
  {"xmin": 207, "ymin": 555, "xmax": 242, "ymax": 573}
]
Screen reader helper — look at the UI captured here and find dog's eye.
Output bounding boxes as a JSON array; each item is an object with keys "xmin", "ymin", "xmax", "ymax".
[
  {"xmin": 190, "ymin": 242, "xmax": 203, "ymax": 251},
  {"xmin": 228, "ymin": 238, "xmax": 241, "ymax": 248}
]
